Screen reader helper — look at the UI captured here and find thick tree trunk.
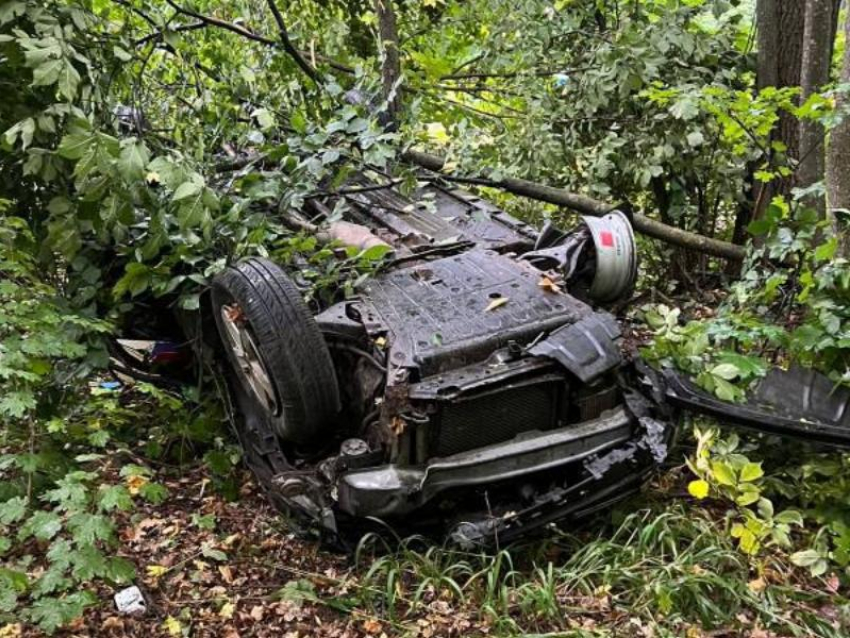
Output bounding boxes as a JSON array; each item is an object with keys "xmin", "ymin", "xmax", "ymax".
[
  {"xmin": 403, "ymin": 150, "xmax": 746, "ymax": 262},
  {"xmin": 751, "ymin": 0, "xmax": 805, "ymax": 220},
  {"xmin": 827, "ymin": 12, "xmax": 850, "ymax": 243},
  {"xmin": 756, "ymin": 0, "xmax": 780, "ymax": 91},
  {"xmin": 374, "ymin": 0, "xmax": 402, "ymax": 122},
  {"xmin": 798, "ymin": 0, "xmax": 835, "ymax": 216}
]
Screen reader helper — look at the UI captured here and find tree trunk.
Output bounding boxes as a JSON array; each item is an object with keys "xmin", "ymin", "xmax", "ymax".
[
  {"xmin": 756, "ymin": 0, "xmax": 780, "ymax": 91},
  {"xmin": 752, "ymin": 0, "xmax": 805, "ymax": 215},
  {"xmin": 827, "ymin": 11, "xmax": 850, "ymax": 244},
  {"xmin": 798, "ymin": 0, "xmax": 835, "ymax": 216},
  {"xmin": 374, "ymin": 0, "xmax": 402, "ymax": 123}
]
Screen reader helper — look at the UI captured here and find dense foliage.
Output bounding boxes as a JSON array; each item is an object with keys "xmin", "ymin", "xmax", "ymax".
[{"xmin": 2, "ymin": 0, "xmax": 850, "ymax": 633}]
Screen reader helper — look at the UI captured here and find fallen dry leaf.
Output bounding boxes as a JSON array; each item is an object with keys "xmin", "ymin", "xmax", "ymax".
[
  {"xmin": 748, "ymin": 577, "xmax": 766, "ymax": 593},
  {"xmin": 362, "ymin": 618, "xmax": 383, "ymax": 634},
  {"xmin": 485, "ymin": 296, "xmax": 509, "ymax": 312},
  {"xmin": 826, "ymin": 572, "xmax": 840, "ymax": 593},
  {"xmin": 0, "ymin": 624, "xmax": 21, "ymax": 638},
  {"xmin": 538, "ymin": 276, "xmax": 562, "ymax": 294},
  {"xmin": 126, "ymin": 474, "xmax": 148, "ymax": 495},
  {"xmin": 218, "ymin": 564, "xmax": 234, "ymax": 583}
]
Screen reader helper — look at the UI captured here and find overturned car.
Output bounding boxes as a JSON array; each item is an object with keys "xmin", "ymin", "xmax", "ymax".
[{"xmin": 116, "ymin": 171, "xmax": 850, "ymax": 546}]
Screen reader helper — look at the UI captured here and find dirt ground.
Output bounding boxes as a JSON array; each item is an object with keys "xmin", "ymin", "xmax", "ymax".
[{"xmin": 39, "ymin": 468, "xmax": 478, "ymax": 638}]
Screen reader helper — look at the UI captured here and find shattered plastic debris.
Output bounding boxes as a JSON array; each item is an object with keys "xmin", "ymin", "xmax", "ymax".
[
  {"xmin": 114, "ymin": 586, "xmax": 146, "ymax": 615},
  {"xmin": 583, "ymin": 417, "xmax": 669, "ymax": 480}
]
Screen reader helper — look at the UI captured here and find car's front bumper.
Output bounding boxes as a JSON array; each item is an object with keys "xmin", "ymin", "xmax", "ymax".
[{"xmin": 337, "ymin": 406, "xmax": 642, "ymax": 518}]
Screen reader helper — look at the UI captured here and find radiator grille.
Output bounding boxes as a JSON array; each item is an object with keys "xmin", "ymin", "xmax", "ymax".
[{"xmin": 435, "ymin": 382, "xmax": 558, "ymax": 457}]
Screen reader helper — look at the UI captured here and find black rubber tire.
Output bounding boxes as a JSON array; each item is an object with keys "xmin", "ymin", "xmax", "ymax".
[{"xmin": 211, "ymin": 257, "xmax": 340, "ymax": 445}]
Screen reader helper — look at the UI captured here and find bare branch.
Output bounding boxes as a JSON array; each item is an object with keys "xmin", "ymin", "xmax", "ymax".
[
  {"xmin": 134, "ymin": 21, "xmax": 206, "ymax": 47},
  {"xmin": 163, "ymin": 0, "xmax": 276, "ymax": 46},
  {"xmin": 111, "ymin": 0, "xmax": 157, "ymax": 28}
]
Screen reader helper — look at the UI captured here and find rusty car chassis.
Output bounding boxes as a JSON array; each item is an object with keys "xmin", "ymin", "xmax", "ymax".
[{"xmin": 115, "ymin": 170, "xmax": 850, "ymax": 546}]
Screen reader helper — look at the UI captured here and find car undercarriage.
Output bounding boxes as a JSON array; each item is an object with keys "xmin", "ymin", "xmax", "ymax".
[{"xmin": 113, "ymin": 169, "xmax": 850, "ymax": 546}]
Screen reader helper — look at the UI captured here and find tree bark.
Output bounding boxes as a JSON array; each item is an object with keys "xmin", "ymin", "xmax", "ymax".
[
  {"xmin": 403, "ymin": 150, "xmax": 746, "ymax": 262},
  {"xmin": 753, "ymin": 0, "xmax": 805, "ymax": 219},
  {"xmin": 374, "ymin": 0, "xmax": 402, "ymax": 123},
  {"xmin": 827, "ymin": 11, "xmax": 850, "ymax": 242},
  {"xmin": 798, "ymin": 0, "xmax": 834, "ymax": 216}
]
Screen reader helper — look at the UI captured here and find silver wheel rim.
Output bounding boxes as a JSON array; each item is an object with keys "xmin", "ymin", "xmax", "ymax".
[{"xmin": 220, "ymin": 304, "xmax": 278, "ymax": 415}]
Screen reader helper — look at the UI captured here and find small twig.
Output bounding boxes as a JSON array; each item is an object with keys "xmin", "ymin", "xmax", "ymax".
[
  {"xmin": 111, "ymin": 0, "xmax": 157, "ymax": 28},
  {"xmin": 134, "ymin": 20, "xmax": 206, "ymax": 47},
  {"xmin": 163, "ymin": 0, "xmax": 276, "ymax": 46}
]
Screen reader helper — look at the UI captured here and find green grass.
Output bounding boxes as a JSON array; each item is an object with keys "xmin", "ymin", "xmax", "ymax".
[{"xmin": 346, "ymin": 503, "xmax": 849, "ymax": 637}]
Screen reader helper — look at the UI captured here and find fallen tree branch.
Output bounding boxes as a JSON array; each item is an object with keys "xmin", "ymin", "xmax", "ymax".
[{"xmin": 403, "ymin": 149, "xmax": 747, "ymax": 262}]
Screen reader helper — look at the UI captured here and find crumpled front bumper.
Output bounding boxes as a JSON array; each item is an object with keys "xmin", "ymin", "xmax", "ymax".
[{"xmin": 337, "ymin": 405, "xmax": 667, "ymax": 519}]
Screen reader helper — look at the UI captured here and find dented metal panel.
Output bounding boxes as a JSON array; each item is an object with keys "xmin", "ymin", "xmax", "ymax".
[{"xmin": 527, "ymin": 313, "xmax": 623, "ymax": 383}]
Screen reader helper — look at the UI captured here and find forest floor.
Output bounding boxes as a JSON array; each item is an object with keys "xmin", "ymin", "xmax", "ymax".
[{"xmin": 35, "ymin": 460, "xmax": 847, "ymax": 638}]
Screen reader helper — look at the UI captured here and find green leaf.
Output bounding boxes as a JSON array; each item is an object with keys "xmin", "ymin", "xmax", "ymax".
[
  {"xmin": 58, "ymin": 61, "xmax": 82, "ymax": 100},
  {"xmin": 252, "ymin": 108, "xmax": 275, "ymax": 131},
  {"xmin": 56, "ymin": 131, "xmax": 95, "ymax": 160},
  {"xmin": 814, "ymin": 237, "xmax": 838, "ymax": 262},
  {"xmin": 747, "ymin": 218, "xmax": 771, "ymax": 236},
  {"xmin": 710, "ymin": 363, "xmax": 740, "ymax": 380},
  {"xmin": 70, "ymin": 544, "xmax": 106, "ymax": 580},
  {"xmin": 28, "ymin": 591, "xmax": 97, "ymax": 633},
  {"xmin": 67, "ymin": 512, "xmax": 113, "ymax": 544},
  {"xmin": 0, "ymin": 390, "xmax": 36, "ymax": 418},
  {"xmin": 21, "ymin": 511, "xmax": 62, "ymax": 541},
  {"xmin": 104, "ymin": 557, "xmax": 135, "ymax": 584},
  {"xmin": 173, "ymin": 179, "xmax": 203, "ymax": 202},
  {"xmin": 670, "ymin": 96, "xmax": 698, "ymax": 120},
  {"xmin": 686, "ymin": 131, "xmax": 704, "ymax": 147},
  {"xmin": 98, "ymin": 485, "xmax": 133, "ymax": 512},
  {"xmin": 201, "ymin": 543, "xmax": 227, "ymax": 562},
  {"xmin": 32, "ymin": 58, "xmax": 63, "ymax": 87},
  {"xmin": 712, "ymin": 377, "xmax": 740, "ymax": 402},
  {"xmin": 360, "ymin": 244, "xmax": 392, "ymax": 262},
  {"xmin": 47, "ymin": 196, "xmax": 71, "ymax": 216},
  {"xmin": 0, "ymin": 497, "xmax": 27, "ymax": 525},
  {"xmin": 711, "ymin": 461, "xmax": 737, "ymax": 487},
  {"xmin": 139, "ymin": 482, "xmax": 168, "ymax": 504},
  {"xmin": 774, "ymin": 509, "xmax": 804, "ymax": 526},
  {"xmin": 179, "ymin": 293, "xmax": 201, "ymax": 310},
  {"xmin": 113, "ymin": 262, "xmax": 151, "ymax": 298},
  {"xmin": 118, "ymin": 138, "xmax": 150, "ymax": 181},
  {"xmin": 33, "ymin": 566, "xmax": 71, "ymax": 596},
  {"xmin": 790, "ymin": 549, "xmax": 823, "ymax": 567},
  {"xmin": 739, "ymin": 462, "xmax": 764, "ymax": 482}
]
